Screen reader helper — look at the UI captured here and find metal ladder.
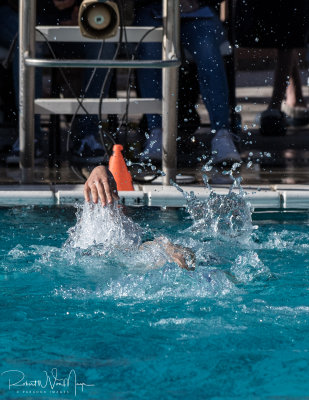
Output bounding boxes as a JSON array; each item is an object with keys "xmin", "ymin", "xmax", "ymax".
[{"xmin": 19, "ymin": 0, "xmax": 180, "ymax": 184}]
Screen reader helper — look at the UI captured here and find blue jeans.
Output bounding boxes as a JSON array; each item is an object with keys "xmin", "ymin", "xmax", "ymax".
[{"xmin": 134, "ymin": 5, "xmax": 230, "ymax": 132}]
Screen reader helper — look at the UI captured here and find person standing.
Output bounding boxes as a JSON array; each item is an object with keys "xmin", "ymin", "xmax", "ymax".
[
  {"xmin": 134, "ymin": 0, "xmax": 241, "ymax": 166},
  {"xmin": 235, "ymin": 0, "xmax": 309, "ymax": 135}
]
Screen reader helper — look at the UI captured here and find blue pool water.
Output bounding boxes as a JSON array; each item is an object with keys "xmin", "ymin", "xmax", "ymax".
[{"xmin": 0, "ymin": 195, "xmax": 309, "ymax": 399}]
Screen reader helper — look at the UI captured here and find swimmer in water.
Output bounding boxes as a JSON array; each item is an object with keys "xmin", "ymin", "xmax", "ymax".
[{"xmin": 84, "ymin": 166, "xmax": 195, "ymax": 271}]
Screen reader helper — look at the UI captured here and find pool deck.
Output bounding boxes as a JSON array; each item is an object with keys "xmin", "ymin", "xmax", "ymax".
[{"xmin": 0, "ymin": 69, "xmax": 308, "ymax": 209}]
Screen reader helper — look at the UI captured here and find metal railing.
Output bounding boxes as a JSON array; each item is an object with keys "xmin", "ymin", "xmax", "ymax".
[{"xmin": 19, "ymin": 0, "xmax": 180, "ymax": 184}]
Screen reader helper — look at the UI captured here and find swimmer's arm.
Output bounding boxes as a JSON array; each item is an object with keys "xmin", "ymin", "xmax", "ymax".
[
  {"xmin": 141, "ymin": 237, "xmax": 195, "ymax": 271},
  {"xmin": 164, "ymin": 241, "xmax": 195, "ymax": 271},
  {"xmin": 84, "ymin": 166, "xmax": 119, "ymax": 206}
]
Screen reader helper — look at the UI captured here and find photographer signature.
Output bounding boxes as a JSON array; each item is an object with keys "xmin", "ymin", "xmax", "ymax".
[{"xmin": 1, "ymin": 368, "xmax": 94, "ymax": 396}]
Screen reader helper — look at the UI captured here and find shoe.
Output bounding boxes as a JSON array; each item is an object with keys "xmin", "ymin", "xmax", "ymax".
[
  {"xmin": 6, "ymin": 139, "xmax": 44, "ymax": 165},
  {"xmin": 140, "ymin": 128, "xmax": 162, "ymax": 162},
  {"xmin": 281, "ymin": 103, "xmax": 309, "ymax": 126},
  {"xmin": 211, "ymin": 128, "xmax": 241, "ymax": 165},
  {"xmin": 71, "ymin": 134, "xmax": 106, "ymax": 165},
  {"xmin": 260, "ymin": 109, "xmax": 287, "ymax": 136}
]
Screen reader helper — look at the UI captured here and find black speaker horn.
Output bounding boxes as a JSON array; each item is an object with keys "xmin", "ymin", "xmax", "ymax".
[{"xmin": 78, "ymin": 0, "xmax": 120, "ymax": 40}]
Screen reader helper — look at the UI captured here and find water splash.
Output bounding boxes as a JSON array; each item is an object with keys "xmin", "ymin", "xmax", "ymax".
[
  {"xmin": 60, "ymin": 176, "xmax": 269, "ymax": 295},
  {"xmin": 230, "ymin": 251, "xmax": 273, "ymax": 283},
  {"xmin": 64, "ymin": 202, "xmax": 143, "ymax": 254},
  {"xmin": 53, "ymin": 264, "xmax": 240, "ymax": 301},
  {"xmin": 63, "ymin": 202, "xmax": 180, "ymax": 271},
  {"xmin": 172, "ymin": 175, "xmax": 253, "ymax": 239}
]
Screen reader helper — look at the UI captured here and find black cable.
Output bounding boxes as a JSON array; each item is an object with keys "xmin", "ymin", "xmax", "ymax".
[
  {"xmin": 116, "ymin": 26, "xmax": 162, "ymax": 184},
  {"xmin": 65, "ymin": 40, "xmax": 106, "ymax": 155},
  {"xmin": 118, "ymin": 26, "xmax": 159, "ymax": 133},
  {"xmin": 36, "ymin": 21, "xmax": 122, "ymax": 174},
  {"xmin": 37, "ymin": 21, "xmax": 158, "ymax": 158},
  {"xmin": 118, "ymin": 0, "xmax": 130, "ymax": 59},
  {"xmin": 96, "ymin": 5, "xmax": 157, "ymax": 160},
  {"xmin": 35, "ymin": 28, "xmax": 90, "ymax": 115},
  {"xmin": 36, "ymin": 28, "xmax": 109, "ymax": 180},
  {"xmin": 97, "ymin": 18, "xmax": 124, "ymax": 157},
  {"xmin": 97, "ymin": 64, "xmax": 117, "ymax": 152},
  {"xmin": 2, "ymin": 32, "xmax": 18, "ymax": 70},
  {"xmin": 70, "ymin": 164, "xmax": 88, "ymax": 181},
  {"xmin": 108, "ymin": 0, "xmax": 131, "ymax": 152},
  {"xmin": 36, "ymin": 13, "xmax": 161, "ymax": 183}
]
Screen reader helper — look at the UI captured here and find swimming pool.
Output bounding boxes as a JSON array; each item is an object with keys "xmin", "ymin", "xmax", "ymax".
[{"xmin": 0, "ymin": 197, "xmax": 309, "ymax": 399}]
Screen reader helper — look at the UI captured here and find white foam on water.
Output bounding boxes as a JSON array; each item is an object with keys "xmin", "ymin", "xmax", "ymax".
[
  {"xmin": 53, "ymin": 265, "xmax": 241, "ymax": 301},
  {"xmin": 64, "ymin": 202, "xmax": 143, "ymax": 253},
  {"xmin": 230, "ymin": 251, "xmax": 273, "ymax": 283},
  {"xmin": 62, "ymin": 202, "xmax": 177, "ymax": 272},
  {"xmin": 254, "ymin": 229, "xmax": 309, "ymax": 252}
]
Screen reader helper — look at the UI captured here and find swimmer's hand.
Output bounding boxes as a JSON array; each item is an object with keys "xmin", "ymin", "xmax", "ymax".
[
  {"xmin": 84, "ymin": 166, "xmax": 119, "ymax": 206},
  {"xmin": 155, "ymin": 237, "xmax": 196, "ymax": 271}
]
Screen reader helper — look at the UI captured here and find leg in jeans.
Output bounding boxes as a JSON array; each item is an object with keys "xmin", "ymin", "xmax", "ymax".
[
  {"xmin": 260, "ymin": 49, "xmax": 296, "ymax": 135},
  {"xmin": 135, "ymin": 9, "xmax": 230, "ymax": 133},
  {"xmin": 180, "ymin": 16, "xmax": 240, "ymax": 165},
  {"xmin": 269, "ymin": 49, "xmax": 294, "ymax": 110},
  {"xmin": 282, "ymin": 50, "xmax": 308, "ymax": 125},
  {"xmin": 181, "ymin": 16, "xmax": 230, "ymax": 131},
  {"xmin": 134, "ymin": 5, "xmax": 239, "ymax": 164},
  {"xmin": 285, "ymin": 50, "xmax": 306, "ymax": 108}
]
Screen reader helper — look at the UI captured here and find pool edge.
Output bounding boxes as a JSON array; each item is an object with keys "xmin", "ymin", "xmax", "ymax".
[{"xmin": 0, "ymin": 184, "xmax": 308, "ymax": 209}]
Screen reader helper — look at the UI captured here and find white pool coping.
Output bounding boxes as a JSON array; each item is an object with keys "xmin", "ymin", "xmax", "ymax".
[{"xmin": 0, "ymin": 184, "xmax": 308, "ymax": 209}]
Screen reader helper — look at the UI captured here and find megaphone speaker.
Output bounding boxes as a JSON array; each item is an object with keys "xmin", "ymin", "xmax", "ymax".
[{"xmin": 78, "ymin": 0, "xmax": 120, "ymax": 40}]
